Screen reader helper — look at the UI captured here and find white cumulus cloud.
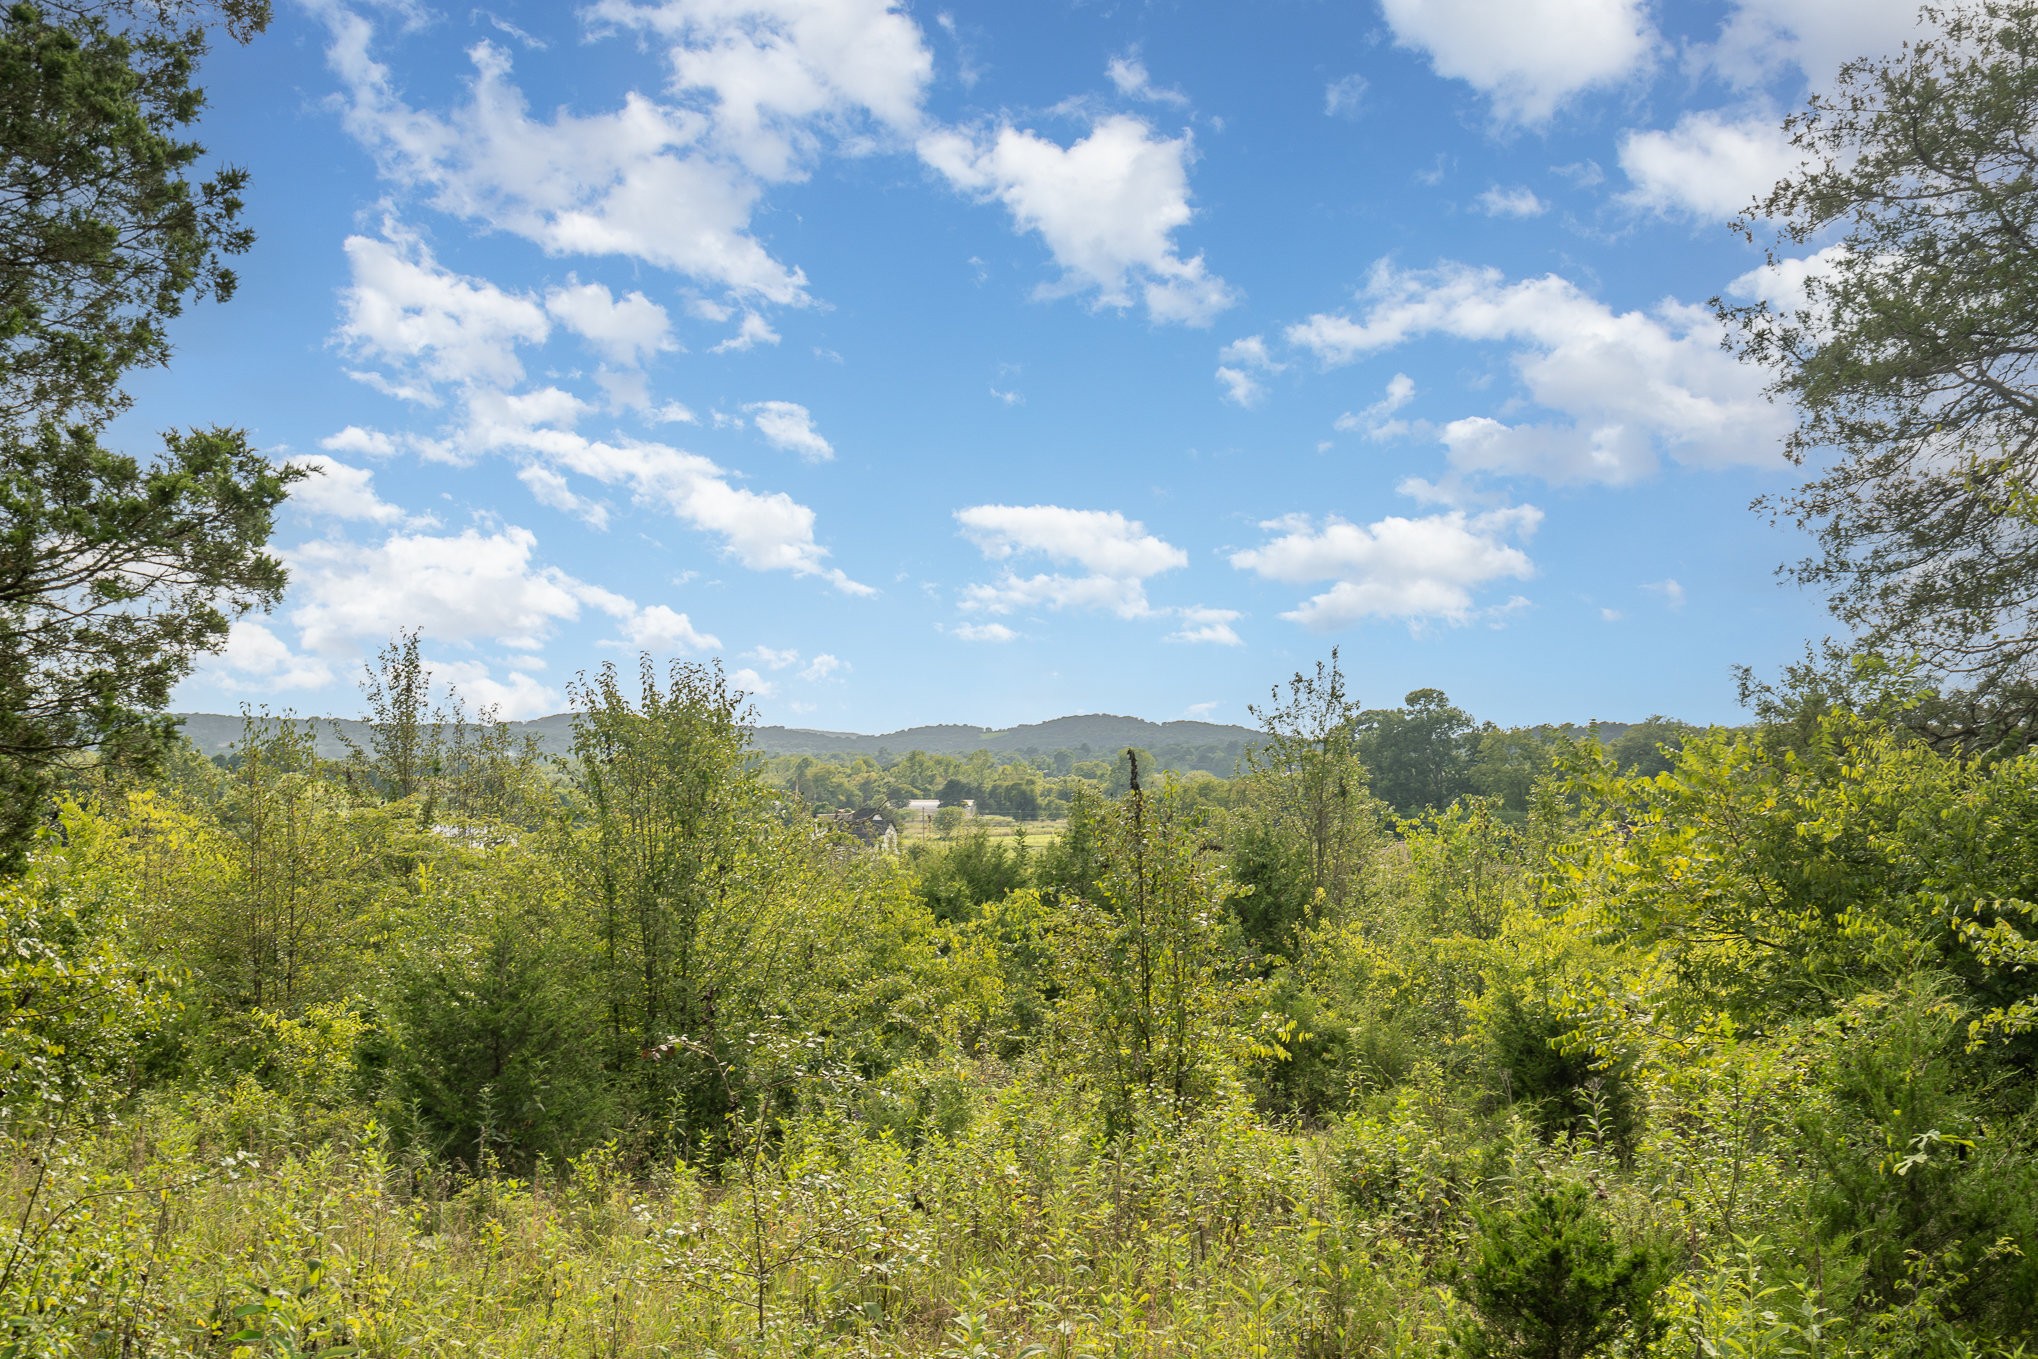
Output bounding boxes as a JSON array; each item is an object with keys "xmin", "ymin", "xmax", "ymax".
[
  {"xmin": 545, "ymin": 280, "xmax": 676, "ymax": 365},
  {"xmin": 336, "ymin": 227, "xmax": 550, "ymax": 399},
  {"xmin": 320, "ymin": 425, "xmax": 397, "ymax": 458},
  {"xmin": 203, "ymin": 621, "xmax": 337, "ymax": 692},
  {"xmin": 288, "ymin": 523, "xmax": 634, "ymax": 655},
  {"xmin": 529, "ymin": 434, "xmax": 870, "ymax": 592},
  {"xmin": 1106, "ymin": 51, "xmax": 1189, "ymax": 107},
  {"xmin": 1334, "ymin": 372, "xmax": 1417, "ymax": 441},
  {"xmin": 1168, "ymin": 606, "xmax": 1243, "ymax": 646},
  {"xmin": 745, "ymin": 400, "xmax": 834, "ymax": 460},
  {"xmin": 712, "ymin": 311, "xmax": 781, "ymax": 352},
  {"xmin": 620, "ymin": 602, "xmax": 721, "ymax": 653},
  {"xmin": 284, "ymin": 454, "xmax": 411, "ymax": 524},
  {"xmin": 322, "ymin": 13, "xmax": 810, "ymax": 304},
  {"xmin": 1215, "ymin": 334, "xmax": 1283, "ymax": 407},
  {"xmin": 1710, "ymin": 0, "xmax": 1925, "ymax": 87},
  {"xmin": 799, "ymin": 652, "xmax": 844, "ymax": 681},
  {"xmin": 1285, "ymin": 260, "xmax": 1789, "ymax": 484},
  {"xmin": 420, "ymin": 656, "xmax": 562, "ymax": 720},
  {"xmin": 1232, "ymin": 505, "xmax": 1542, "ymax": 630},
  {"xmin": 1476, "ymin": 185, "xmax": 1546, "ymax": 217},
  {"xmin": 919, "ymin": 114, "xmax": 1234, "ymax": 325},
  {"xmin": 1379, "ymin": 0, "xmax": 1655, "ymax": 123},
  {"xmin": 956, "ymin": 503, "xmax": 1187, "ymax": 619},
  {"xmin": 1618, "ymin": 110, "xmax": 1802, "ymax": 220},
  {"xmin": 585, "ymin": 0, "xmax": 934, "ymax": 179}
]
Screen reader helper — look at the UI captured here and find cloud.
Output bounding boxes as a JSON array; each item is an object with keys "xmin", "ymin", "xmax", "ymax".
[
  {"xmin": 919, "ymin": 114, "xmax": 1235, "ymax": 325},
  {"xmin": 956, "ymin": 503, "xmax": 1187, "ymax": 619},
  {"xmin": 1231, "ymin": 505, "xmax": 1542, "ymax": 630},
  {"xmin": 1107, "ymin": 51, "xmax": 1189, "ymax": 108},
  {"xmin": 959, "ymin": 504, "xmax": 1186, "ymax": 578},
  {"xmin": 1476, "ymin": 185, "xmax": 1546, "ymax": 218},
  {"xmin": 585, "ymin": 0, "xmax": 934, "ymax": 180},
  {"xmin": 745, "ymin": 400, "xmax": 834, "ymax": 460},
  {"xmin": 518, "ymin": 463, "xmax": 611, "ymax": 528},
  {"xmin": 288, "ymin": 523, "xmax": 634, "ymax": 655},
  {"xmin": 336, "ymin": 226, "xmax": 550, "ymax": 398},
  {"xmin": 799, "ymin": 652, "xmax": 844, "ymax": 681},
  {"xmin": 1379, "ymin": 0, "xmax": 1655, "ymax": 122},
  {"xmin": 1184, "ymin": 699, "xmax": 1219, "ymax": 717},
  {"xmin": 284, "ymin": 453, "xmax": 412, "ymax": 524},
  {"xmin": 1324, "ymin": 74, "xmax": 1367, "ymax": 118},
  {"xmin": 620, "ymin": 602, "xmax": 721, "ymax": 652},
  {"xmin": 1723, "ymin": 244, "xmax": 1848, "ymax": 342},
  {"xmin": 1710, "ymin": 0, "xmax": 1924, "ymax": 86},
  {"xmin": 1168, "ymin": 606, "xmax": 1243, "ymax": 646},
  {"xmin": 1215, "ymin": 367, "xmax": 1263, "ymax": 407},
  {"xmin": 1216, "ymin": 334, "xmax": 1283, "ymax": 407},
  {"xmin": 321, "ymin": 12, "xmax": 810, "ymax": 303},
  {"xmin": 1285, "ymin": 260, "xmax": 1789, "ymax": 483},
  {"xmin": 725, "ymin": 647, "xmax": 846, "ymax": 686},
  {"xmin": 353, "ymin": 359, "xmax": 863, "ymax": 595},
  {"xmin": 712, "ymin": 311, "xmax": 781, "ymax": 352},
  {"xmin": 544, "ymin": 279, "xmax": 675, "ymax": 364},
  {"xmin": 1642, "ymin": 577, "xmax": 1686, "ymax": 609},
  {"xmin": 320, "ymin": 425, "xmax": 398, "ymax": 458},
  {"xmin": 1333, "ymin": 372, "xmax": 1417, "ymax": 440},
  {"xmin": 528, "ymin": 434, "xmax": 871, "ymax": 592},
  {"xmin": 1618, "ymin": 110, "xmax": 1802, "ymax": 220},
  {"xmin": 419, "ymin": 656, "xmax": 561, "ymax": 719},
  {"xmin": 203, "ymin": 620, "xmax": 337, "ymax": 691},
  {"xmin": 951, "ymin": 621, "xmax": 1017, "ymax": 643},
  {"xmin": 726, "ymin": 666, "xmax": 773, "ymax": 697}
]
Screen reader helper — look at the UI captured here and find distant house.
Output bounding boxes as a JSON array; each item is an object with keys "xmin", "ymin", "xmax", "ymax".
[
  {"xmin": 817, "ymin": 807, "xmax": 899, "ymax": 853},
  {"xmin": 905, "ymin": 798, "xmax": 941, "ymax": 818}
]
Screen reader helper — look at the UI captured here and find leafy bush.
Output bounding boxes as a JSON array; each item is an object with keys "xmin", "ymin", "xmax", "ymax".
[{"xmin": 1452, "ymin": 1177, "xmax": 1674, "ymax": 1359}]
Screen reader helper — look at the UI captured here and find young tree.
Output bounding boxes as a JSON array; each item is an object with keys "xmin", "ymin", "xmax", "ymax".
[
  {"xmin": 1721, "ymin": 1, "xmax": 2038, "ymax": 709},
  {"xmin": 564, "ymin": 657, "xmax": 798, "ymax": 1142},
  {"xmin": 1230, "ymin": 650, "xmax": 1379, "ymax": 953},
  {"xmin": 201, "ymin": 714, "xmax": 363, "ymax": 1012},
  {"xmin": 342, "ymin": 629, "xmax": 448, "ymax": 805},
  {"xmin": 1052, "ymin": 756, "xmax": 1241, "ymax": 1125}
]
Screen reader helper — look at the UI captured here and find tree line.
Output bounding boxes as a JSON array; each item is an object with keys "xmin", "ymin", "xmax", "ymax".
[{"xmin": 758, "ymin": 682, "xmax": 1701, "ymax": 826}]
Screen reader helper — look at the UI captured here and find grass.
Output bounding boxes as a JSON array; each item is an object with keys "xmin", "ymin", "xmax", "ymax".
[
  {"xmin": 895, "ymin": 814, "xmax": 1065, "ymax": 846},
  {"xmin": 1, "ymin": 1082, "xmax": 1450, "ymax": 1358}
]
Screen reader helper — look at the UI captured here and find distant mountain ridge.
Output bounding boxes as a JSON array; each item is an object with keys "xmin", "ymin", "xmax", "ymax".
[
  {"xmin": 754, "ymin": 714, "xmax": 1264, "ymax": 758},
  {"xmin": 166, "ymin": 711, "xmax": 1265, "ymax": 762}
]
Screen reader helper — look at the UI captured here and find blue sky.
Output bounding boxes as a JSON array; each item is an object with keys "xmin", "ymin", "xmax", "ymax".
[{"xmin": 146, "ymin": 0, "xmax": 1923, "ymax": 731}]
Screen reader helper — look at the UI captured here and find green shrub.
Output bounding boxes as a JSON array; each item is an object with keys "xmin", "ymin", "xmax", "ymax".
[{"xmin": 1452, "ymin": 1177, "xmax": 1673, "ymax": 1359}]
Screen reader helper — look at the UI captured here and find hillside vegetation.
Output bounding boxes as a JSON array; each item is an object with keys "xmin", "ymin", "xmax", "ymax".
[{"xmin": 3, "ymin": 649, "xmax": 2036, "ymax": 1358}]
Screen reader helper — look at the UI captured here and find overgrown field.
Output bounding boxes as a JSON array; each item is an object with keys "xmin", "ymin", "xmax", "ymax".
[{"xmin": 5, "ymin": 653, "xmax": 2038, "ymax": 1357}]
